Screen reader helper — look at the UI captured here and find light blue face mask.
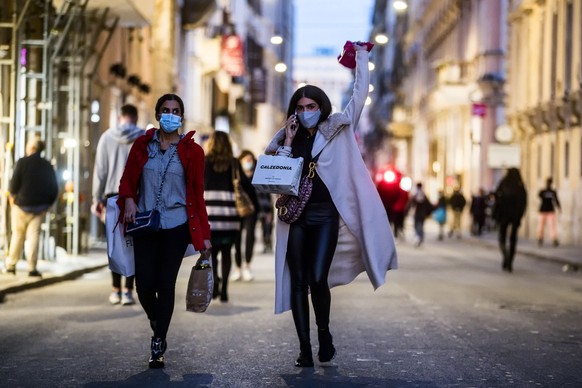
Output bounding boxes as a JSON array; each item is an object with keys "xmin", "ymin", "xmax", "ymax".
[
  {"xmin": 298, "ymin": 109, "xmax": 321, "ymax": 129},
  {"xmin": 159, "ymin": 113, "xmax": 182, "ymax": 133}
]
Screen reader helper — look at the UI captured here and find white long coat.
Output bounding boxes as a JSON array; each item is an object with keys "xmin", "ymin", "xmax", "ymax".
[{"xmin": 266, "ymin": 49, "xmax": 398, "ymax": 314}]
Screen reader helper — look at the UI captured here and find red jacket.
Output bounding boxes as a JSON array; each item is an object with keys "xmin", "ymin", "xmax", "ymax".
[{"xmin": 117, "ymin": 128, "xmax": 211, "ymax": 250}]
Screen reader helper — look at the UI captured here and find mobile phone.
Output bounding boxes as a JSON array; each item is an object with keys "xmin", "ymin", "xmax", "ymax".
[{"xmin": 291, "ymin": 114, "xmax": 298, "ymax": 130}]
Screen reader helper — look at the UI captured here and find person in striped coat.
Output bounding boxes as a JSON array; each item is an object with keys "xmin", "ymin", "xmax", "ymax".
[{"xmin": 204, "ymin": 130, "xmax": 255, "ymax": 302}]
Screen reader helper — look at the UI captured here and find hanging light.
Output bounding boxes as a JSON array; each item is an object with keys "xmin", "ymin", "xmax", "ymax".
[
  {"xmin": 274, "ymin": 62, "xmax": 287, "ymax": 73},
  {"xmin": 393, "ymin": 0, "xmax": 408, "ymax": 11},
  {"xmin": 270, "ymin": 35, "xmax": 283, "ymax": 44},
  {"xmin": 374, "ymin": 33, "xmax": 389, "ymax": 45}
]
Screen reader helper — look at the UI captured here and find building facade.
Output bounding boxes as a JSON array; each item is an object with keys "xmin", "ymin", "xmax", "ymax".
[
  {"xmin": 506, "ymin": 0, "xmax": 582, "ymax": 244},
  {"xmin": 0, "ymin": 0, "xmax": 294, "ymax": 257},
  {"xmin": 374, "ymin": 0, "xmax": 581, "ymax": 245}
]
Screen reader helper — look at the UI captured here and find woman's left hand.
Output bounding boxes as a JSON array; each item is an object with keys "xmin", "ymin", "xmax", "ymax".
[{"xmin": 203, "ymin": 239, "xmax": 212, "ymax": 250}]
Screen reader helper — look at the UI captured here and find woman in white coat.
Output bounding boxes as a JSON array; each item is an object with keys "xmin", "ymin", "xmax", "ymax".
[{"xmin": 265, "ymin": 42, "xmax": 398, "ymax": 367}]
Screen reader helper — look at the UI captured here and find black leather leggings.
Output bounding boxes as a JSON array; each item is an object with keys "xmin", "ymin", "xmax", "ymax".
[{"xmin": 286, "ymin": 202, "xmax": 339, "ymax": 343}]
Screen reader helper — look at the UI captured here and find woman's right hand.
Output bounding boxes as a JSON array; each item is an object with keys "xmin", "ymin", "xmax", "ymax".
[
  {"xmin": 124, "ymin": 198, "xmax": 138, "ymax": 224},
  {"xmin": 283, "ymin": 114, "xmax": 298, "ymax": 146}
]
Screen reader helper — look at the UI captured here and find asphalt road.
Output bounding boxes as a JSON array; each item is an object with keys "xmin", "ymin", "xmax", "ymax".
[{"xmin": 1, "ymin": 237, "xmax": 581, "ymax": 387}]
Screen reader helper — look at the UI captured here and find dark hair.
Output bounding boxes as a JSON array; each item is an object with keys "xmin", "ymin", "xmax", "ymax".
[
  {"xmin": 154, "ymin": 94, "xmax": 185, "ymax": 119},
  {"xmin": 120, "ymin": 104, "xmax": 138, "ymax": 118},
  {"xmin": 205, "ymin": 130, "xmax": 233, "ymax": 173},
  {"xmin": 546, "ymin": 177, "xmax": 553, "ymax": 187},
  {"xmin": 239, "ymin": 149, "xmax": 256, "ymax": 163},
  {"xmin": 28, "ymin": 137, "xmax": 45, "ymax": 153},
  {"xmin": 286, "ymin": 85, "xmax": 332, "ymax": 126}
]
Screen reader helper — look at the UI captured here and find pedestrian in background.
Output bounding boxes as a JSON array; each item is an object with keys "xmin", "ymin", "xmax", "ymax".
[
  {"xmin": 92, "ymin": 103, "xmax": 143, "ymax": 306},
  {"xmin": 376, "ymin": 168, "xmax": 408, "ymax": 240},
  {"xmin": 448, "ymin": 187, "xmax": 466, "ymax": 238},
  {"xmin": 117, "ymin": 93, "xmax": 211, "ymax": 368},
  {"xmin": 537, "ymin": 177, "xmax": 561, "ymax": 247},
  {"xmin": 258, "ymin": 190, "xmax": 274, "ymax": 253},
  {"xmin": 265, "ymin": 42, "xmax": 397, "ymax": 368},
  {"xmin": 232, "ymin": 149, "xmax": 260, "ymax": 282},
  {"xmin": 470, "ymin": 188, "xmax": 487, "ymax": 236},
  {"xmin": 2, "ymin": 136, "xmax": 58, "ymax": 277},
  {"xmin": 433, "ymin": 191, "xmax": 447, "ymax": 241},
  {"xmin": 204, "ymin": 131, "xmax": 254, "ymax": 301},
  {"xmin": 407, "ymin": 182, "xmax": 434, "ymax": 247},
  {"xmin": 493, "ymin": 168, "xmax": 527, "ymax": 273}
]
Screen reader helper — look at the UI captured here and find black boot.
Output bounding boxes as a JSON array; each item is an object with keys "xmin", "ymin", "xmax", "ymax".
[
  {"xmin": 295, "ymin": 340, "xmax": 314, "ymax": 367},
  {"xmin": 318, "ymin": 329, "xmax": 336, "ymax": 362},
  {"xmin": 149, "ymin": 337, "xmax": 167, "ymax": 368}
]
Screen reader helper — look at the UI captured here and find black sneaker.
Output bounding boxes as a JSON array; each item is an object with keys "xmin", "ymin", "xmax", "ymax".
[
  {"xmin": 149, "ymin": 337, "xmax": 167, "ymax": 368},
  {"xmin": 2, "ymin": 267, "xmax": 16, "ymax": 275},
  {"xmin": 28, "ymin": 270, "xmax": 42, "ymax": 278}
]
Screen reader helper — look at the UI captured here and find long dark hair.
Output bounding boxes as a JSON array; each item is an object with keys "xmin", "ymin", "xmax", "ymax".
[
  {"xmin": 205, "ymin": 130, "xmax": 233, "ymax": 173},
  {"xmin": 286, "ymin": 85, "xmax": 332, "ymax": 128},
  {"xmin": 498, "ymin": 167, "xmax": 525, "ymax": 194}
]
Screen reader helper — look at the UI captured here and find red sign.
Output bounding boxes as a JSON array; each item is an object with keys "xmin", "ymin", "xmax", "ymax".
[
  {"xmin": 472, "ymin": 102, "xmax": 487, "ymax": 117},
  {"xmin": 221, "ymin": 35, "xmax": 245, "ymax": 77}
]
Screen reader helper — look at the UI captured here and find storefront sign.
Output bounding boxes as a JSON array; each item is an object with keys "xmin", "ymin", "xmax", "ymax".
[
  {"xmin": 471, "ymin": 102, "xmax": 487, "ymax": 117},
  {"xmin": 221, "ymin": 35, "xmax": 245, "ymax": 77}
]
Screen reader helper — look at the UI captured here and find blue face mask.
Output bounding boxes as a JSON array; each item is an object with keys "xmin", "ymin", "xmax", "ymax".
[
  {"xmin": 298, "ymin": 109, "xmax": 321, "ymax": 129},
  {"xmin": 159, "ymin": 113, "xmax": 182, "ymax": 133}
]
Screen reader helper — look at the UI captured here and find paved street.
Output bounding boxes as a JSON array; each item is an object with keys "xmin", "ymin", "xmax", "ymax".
[{"xmin": 1, "ymin": 231, "xmax": 581, "ymax": 387}]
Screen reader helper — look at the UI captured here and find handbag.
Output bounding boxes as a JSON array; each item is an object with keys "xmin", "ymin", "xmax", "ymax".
[
  {"xmin": 232, "ymin": 161, "xmax": 255, "ymax": 218},
  {"xmin": 251, "ymin": 154, "xmax": 304, "ymax": 196},
  {"xmin": 105, "ymin": 195, "xmax": 135, "ymax": 277},
  {"xmin": 186, "ymin": 250, "xmax": 214, "ymax": 313},
  {"xmin": 275, "ymin": 151, "xmax": 322, "ymax": 224},
  {"xmin": 125, "ymin": 146, "xmax": 177, "ymax": 237},
  {"xmin": 433, "ymin": 206, "xmax": 446, "ymax": 224}
]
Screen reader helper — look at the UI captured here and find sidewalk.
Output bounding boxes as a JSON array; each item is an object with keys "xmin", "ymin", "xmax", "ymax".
[
  {"xmin": 0, "ymin": 245, "xmax": 108, "ymax": 301},
  {"xmin": 422, "ymin": 219, "xmax": 582, "ymax": 270},
  {"xmin": 1, "ymin": 229, "xmax": 580, "ymax": 301},
  {"xmin": 462, "ymin": 230, "xmax": 582, "ymax": 270}
]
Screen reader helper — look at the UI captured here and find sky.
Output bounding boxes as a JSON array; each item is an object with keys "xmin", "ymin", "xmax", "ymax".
[{"xmin": 294, "ymin": 0, "xmax": 375, "ymax": 56}]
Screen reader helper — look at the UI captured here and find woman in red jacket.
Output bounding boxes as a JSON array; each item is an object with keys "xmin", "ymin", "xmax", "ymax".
[{"xmin": 117, "ymin": 93, "xmax": 211, "ymax": 369}]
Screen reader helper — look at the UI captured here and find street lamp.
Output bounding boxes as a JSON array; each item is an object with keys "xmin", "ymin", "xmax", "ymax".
[
  {"xmin": 374, "ymin": 33, "xmax": 389, "ymax": 45},
  {"xmin": 393, "ymin": 0, "xmax": 408, "ymax": 11},
  {"xmin": 270, "ymin": 35, "xmax": 283, "ymax": 45},
  {"xmin": 274, "ymin": 62, "xmax": 287, "ymax": 73}
]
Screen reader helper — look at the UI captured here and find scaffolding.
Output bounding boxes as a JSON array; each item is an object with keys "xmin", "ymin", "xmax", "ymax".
[{"xmin": 0, "ymin": 0, "xmax": 118, "ymax": 257}]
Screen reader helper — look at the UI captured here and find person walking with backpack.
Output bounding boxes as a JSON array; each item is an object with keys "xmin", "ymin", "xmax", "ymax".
[{"xmin": 448, "ymin": 187, "xmax": 466, "ymax": 238}]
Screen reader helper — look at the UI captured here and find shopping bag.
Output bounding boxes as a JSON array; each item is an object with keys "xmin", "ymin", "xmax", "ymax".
[
  {"xmin": 337, "ymin": 40, "xmax": 374, "ymax": 69},
  {"xmin": 252, "ymin": 155, "xmax": 304, "ymax": 196},
  {"xmin": 186, "ymin": 251, "xmax": 213, "ymax": 313},
  {"xmin": 105, "ymin": 196, "xmax": 135, "ymax": 277}
]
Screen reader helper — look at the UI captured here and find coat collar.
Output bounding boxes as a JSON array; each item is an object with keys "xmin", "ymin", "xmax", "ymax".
[{"xmin": 265, "ymin": 112, "xmax": 350, "ymax": 155}]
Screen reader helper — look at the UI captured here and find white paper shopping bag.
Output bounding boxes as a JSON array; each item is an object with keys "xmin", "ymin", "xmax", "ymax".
[
  {"xmin": 252, "ymin": 155, "xmax": 304, "ymax": 196},
  {"xmin": 106, "ymin": 196, "xmax": 135, "ymax": 277}
]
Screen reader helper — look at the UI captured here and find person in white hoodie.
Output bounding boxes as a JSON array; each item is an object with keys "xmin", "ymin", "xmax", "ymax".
[
  {"xmin": 92, "ymin": 104, "xmax": 144, "ymax": 305},
  {"xmin": 265, "ymin": 42, "xmax": 397, "ymax": 368}
]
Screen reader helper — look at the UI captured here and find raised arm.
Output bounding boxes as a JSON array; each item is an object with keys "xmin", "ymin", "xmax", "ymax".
[{"xmin": 343, "ymin": 44, "xmax": 370, "ymax": 130}]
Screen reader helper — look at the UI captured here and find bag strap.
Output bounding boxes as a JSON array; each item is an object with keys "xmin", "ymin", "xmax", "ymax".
[
  {"xmin": 154, "ymin": 146, "xmax": 178, "ymax": 210},
  {"xmin": 231, "ymin": 159, "xmax": 240, "ymax": 183},
  {"xmin": 306, "ymin": 150, "xmax": 323, "ymax": 179}
]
